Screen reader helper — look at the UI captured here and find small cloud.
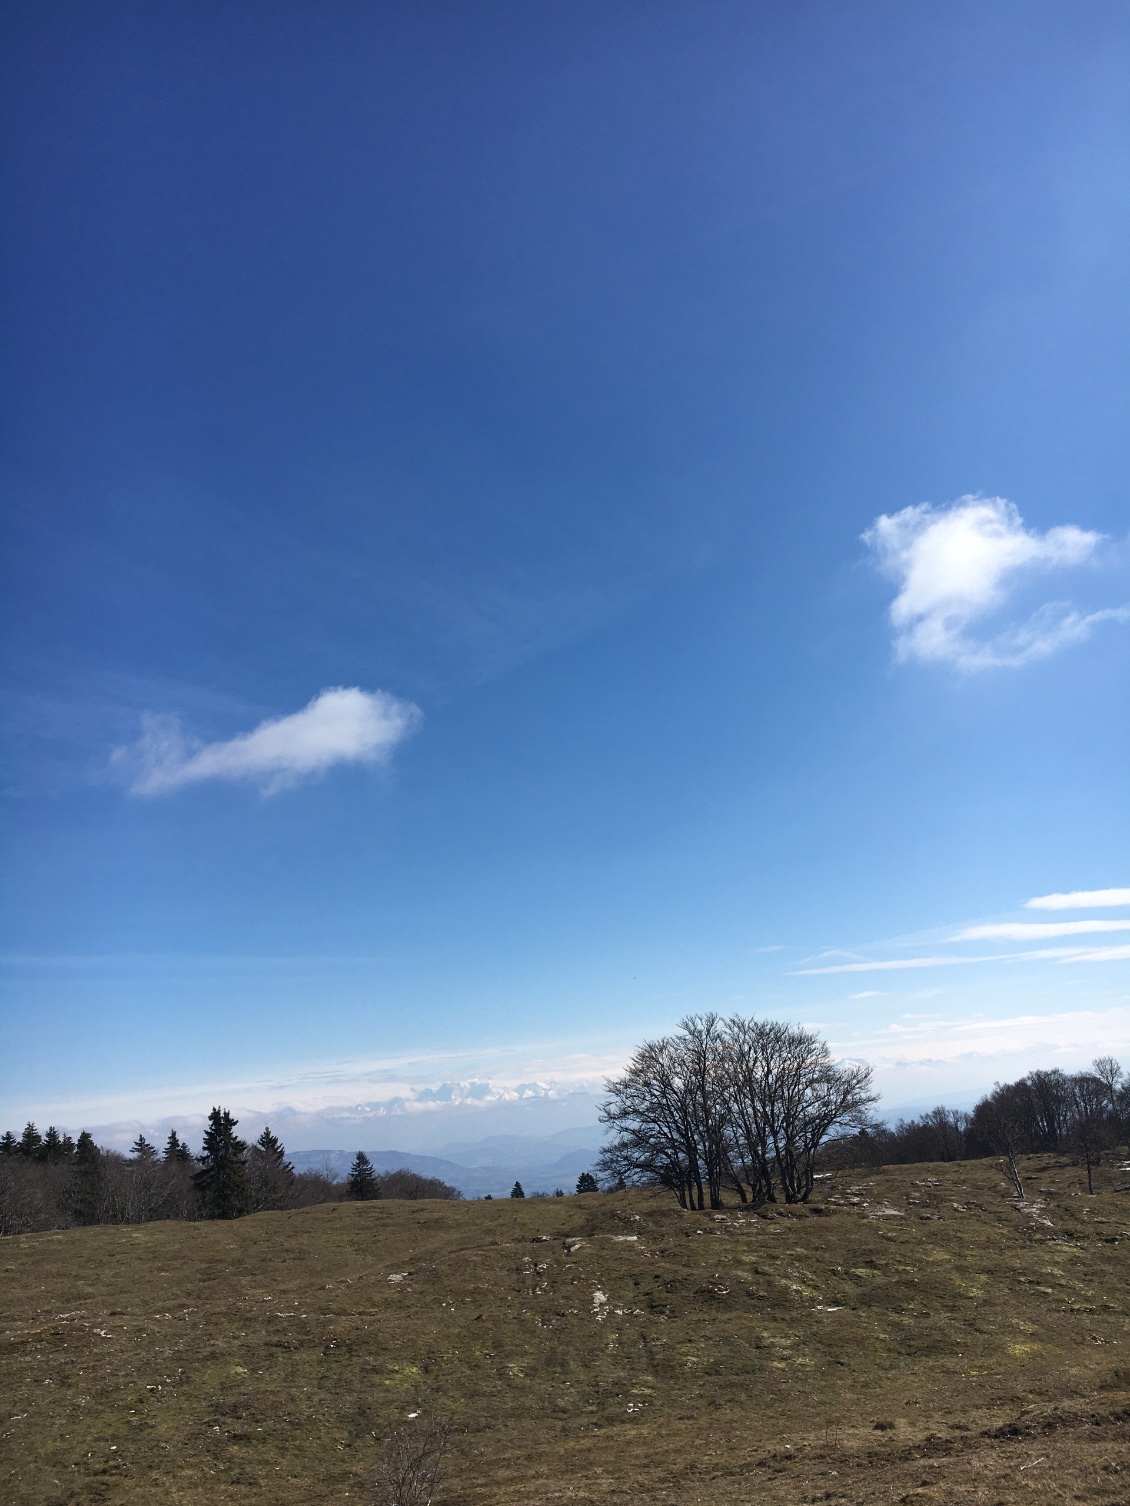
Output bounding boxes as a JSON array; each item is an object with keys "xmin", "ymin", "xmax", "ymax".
[
  {"xmin": 849, "ymin": 990, "xmax": 882, "ymax": 998},
  {"xmin": 798, "ymin": 956, "xmax": 974, "ymax": 975},
  {"xmin": 862, "ymin": 495, "xmax": 1127, "ymax": 670},
  {"xmin": 1025, "ymin": 887, "xmax": 1130, "ymax": 910},
  {"xmin": 115, "ymin": 687, "xmax": 422, "ymax": 796},
  {"xmin": 954, "ymin": 919, "xmax": 1130, "ymax": 941}
]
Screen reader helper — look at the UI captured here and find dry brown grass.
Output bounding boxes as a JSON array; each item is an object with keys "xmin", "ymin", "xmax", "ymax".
[{"xmin": 2, "ymin": 1154, "xmax": 1128, "ymax": 1504}]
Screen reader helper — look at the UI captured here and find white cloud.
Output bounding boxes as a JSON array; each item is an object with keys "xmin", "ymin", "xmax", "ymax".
[
  {"xmin": 953, "ymin": 919, "xmax": 1130, "ymax": 941},
  {"xmin": 0, "ymin": 1036, "xmax": 628, "ymax": 1149},
  {"xmin": 1026, "ymin": 887, "xmax": 1130, "ymax": 910},
  {"xmin": 796, "ymin": 945, "xmax": 1130, "ymax": 974},
  {"xmin": 832, "ymin": 1004, "xmax": 1130, "ymax": 1075},
  {"xmin": 862, "ymin": 495, "xmax": 1127, "ymax": 669},
  {"xmin": 116, "ymin": 687, "xmax": 422, "ymax": 796},
  {"xmin": 799, "ymin": 955, "xmax": 981, "ymax": 975}
]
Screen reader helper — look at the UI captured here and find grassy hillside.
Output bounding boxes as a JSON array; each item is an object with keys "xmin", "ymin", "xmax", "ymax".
[{"xmin": 2, "ymin": 1155, "xmax": 1128, "ymax": 1505}]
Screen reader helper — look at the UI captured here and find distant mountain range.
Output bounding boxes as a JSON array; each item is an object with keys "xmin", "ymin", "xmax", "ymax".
[{"xmin": 289, "ymin": 1126, "xmax": 603, "ymax": 1198}]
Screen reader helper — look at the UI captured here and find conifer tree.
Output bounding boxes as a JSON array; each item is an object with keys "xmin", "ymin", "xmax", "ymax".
[
  {"xmin": 0, "ymin": 1131, "xmax": 18, "ymax": 1157},
  {"xmin": 194, "ymin": 1107, "xmax": 249, "ymax": 1219},
  {"xmin": 248, "ymin": 1126, "xmax": 295, "ymax": 1211},
  {"xmin": 510, "ymin": 1180, "xmax": 525, "ymax": 1198},
  {"xmin": 163, "ymin": 1129, "xmax": 193, "ymax": 1164},
  {"xmin": 255, "ymin": 1126, "xmax": 292, "ymax": 1173},
  {"xmin": 575, "ymin": 1171, "xmax": 599, "ymax": 1194},
  {"xmin": 41, "ymin": 1126, "xmax": 67, "ymax": 1162},
  {"xmin": 347, "ymin": 1151, "xmax": 380, "ymax": 1200},
  {"xmin": 131, "ymin": 1134, "xmax": 158, "ymax": 1162},
  {"xmin": 71, "ymin": 1131, "xmax": 102, "ymax": 1225},
  {"xmin": 19, "ymin": 1122, "xmax": 42, "ymax": 1158}
]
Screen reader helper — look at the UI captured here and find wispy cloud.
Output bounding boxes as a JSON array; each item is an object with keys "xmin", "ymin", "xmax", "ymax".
[
  {"xmin": 1026, "ymin": 887, "xmax": 1130, "ymax": 910},
  {"xmin": 862, "ymin": 495, "xmax": 1127, "ymax": 669},
  {"xmin": 797, "ymin": 944, "xmax": 1130, "ymax": 975},
  {"xmin": 114, "ymin": 687, "xmax": 422, "ymax": 796},
  {"xmin": 831, "ymin": 1005, "xmax": 1130, "ymax": 1073},
  {"xmin": 799, "ymin": 955, "xmax": 979, "ymax": 975},
  {"xmin": 953, "ymin": 919, "xmax": 1130, "ymax": 941}
]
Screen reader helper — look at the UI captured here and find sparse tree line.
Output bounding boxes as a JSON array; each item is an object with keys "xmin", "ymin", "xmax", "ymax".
[
  {"xmin": 836, "ymin": 1056, "xmax": 1128, "ymax": 1195},
  {"xmin": 595, "ymin": 1017, "xmax": 1129, "ymax": 1208},
  {"xmin": 0, "ymin": 1108, "xmax": 459, "ymax": 1236},
  {"xmin": 5, "ymin": 1045, "xmax": 1125, "ymax": 1233}
]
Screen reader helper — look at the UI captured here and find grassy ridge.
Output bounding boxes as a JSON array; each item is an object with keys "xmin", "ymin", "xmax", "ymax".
[{"xmin": 2, "ymin": 1155, "xmax": 1128, "ymax": 1504}]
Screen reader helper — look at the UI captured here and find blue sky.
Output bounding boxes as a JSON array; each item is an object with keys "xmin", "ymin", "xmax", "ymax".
[{"xmin": 2, "ymin": 1, "xmax": 1128, "ymax": 1150}]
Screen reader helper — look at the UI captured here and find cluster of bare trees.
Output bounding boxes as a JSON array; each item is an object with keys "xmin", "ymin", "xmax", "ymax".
[
  {"xmin": 598, "ymin": 1014, "xmax": 877, "ymax": 1208},
  {"xmin": 837, "ymin": 1057, "xmax": 1128, "ymax": 1194},
  {"xmin": 969, "ymin": 1059, "xmax": 1127, "ymax": 1194},
  {"xmin": 0, "ymin": 1110, "xmax": 458, "ymax": 1235}
]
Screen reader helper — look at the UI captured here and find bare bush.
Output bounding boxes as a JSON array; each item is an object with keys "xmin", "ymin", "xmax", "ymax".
[
  {"xmin": 373, "ymin": 1418, "xmax": 452, "ymax": 1506},
  {"xmin": 378, "ymin": 1169, "xmax": 461, "ymax": 1200}
]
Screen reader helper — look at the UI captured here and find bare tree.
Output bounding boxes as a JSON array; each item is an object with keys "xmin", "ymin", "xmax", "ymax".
[
  {"xmin": 373, "ymin": 1418, "xmax": 452, "ymax": 1506},
  {"xmin": 599, "ymin": 1015, "xmax": 876, "ymax": 1209},
  {"xmin": 751, "ymin": 1022, "xmax": 876, "ymax": 1203},
  {"xmin": 678, "ymin": 1014, "xmax": 732, "ymax": 1209},
  {"xmin": 378, "ymin": 1169, "xmax": 460, "ymax": 1200},
  {"xmin": 972, "ymin": 1086, "xmax": 1027, "ymax": 1197},
  {"xmin": 1068, "ymin": 1072, "xmax": 1115, "ymax": 1194},
  {"xmin": 1092, "ymin": 1057, "xmax": 1126, "ymax": 1147},
  {"xmin": 722, "ymin": 1016, "xmax": 780, "ymax": 1203},
  {"xmin": 1027, "ymin": 1069, "xmax": 1073, "ymax": 1150},
  {"xmin": 599, "ymin": 1034, "xmax": 709, "ymax": 1208}
]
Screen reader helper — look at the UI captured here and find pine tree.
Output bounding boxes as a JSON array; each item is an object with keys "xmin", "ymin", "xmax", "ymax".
[
  {"xmin": 576, "ymin": 1171, "xmax": 599, "ymax": 1194},
  {"xmin": 0, "ymin": 1131, "xmax": 18, "ymax": 1157},
  {"xmin": 347, "ymin": 1151, "xmax": 380, "ymax": 1200},
  {"xmin": 41, "ymin": 1126, "xmax": 66, "ymax": 1162},
  {"xmin": 163, "ymin": 1129, "xmax": 193, "ymax": 1164},
  {"xmin": 19, "ymin": 1122, "xmax": 43, "ymax": 1158},
  {"xmin": 248, "ymin": 1126, "xmax": 295, "ymax": 1211},
  {"xmin": 510, "ymin": 1180, "xmax": 525, "ymax": 1198},
  {"xmin": 71, "ymin": 1131, "xmax": 102, "ymax": 1225},
  {"xmin": 255, "ymin": 1126, "xmax": 292, "ymax": 1173},
  {"xmin": 131, "ymin": 1134, "xmax": 158, "ymax": 1162},
  {"xmin": 194, "ymin": 1107, "xmax": 249, "ymax": 1220}
]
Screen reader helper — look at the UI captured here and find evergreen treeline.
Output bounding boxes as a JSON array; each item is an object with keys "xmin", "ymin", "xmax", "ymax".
[{"xmin": 0, "ymin": 1108, "xmax": 459, "ymax": 1236}]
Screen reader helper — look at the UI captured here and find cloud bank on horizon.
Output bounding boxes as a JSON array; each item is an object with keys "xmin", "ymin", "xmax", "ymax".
[
  {"xmin": 9, "ymin": 1001, "xmax": 1127, "ymax": 1152},
  {"xmin": 863, "ymin": 496, "xmax": 1128, "ymax": 670},
  {"xmin": 115, "ymin": 687, "xmax": 422, "ymax": 796}
]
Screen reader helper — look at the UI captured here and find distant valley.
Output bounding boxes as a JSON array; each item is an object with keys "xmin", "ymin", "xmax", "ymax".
[{"xmin": 288, "ymin": 1126, "xmax": 603, "ymax": 1198}]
